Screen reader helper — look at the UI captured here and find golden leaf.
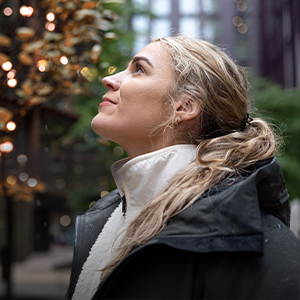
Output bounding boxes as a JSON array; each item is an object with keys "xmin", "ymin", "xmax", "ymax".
[
  {"xmin": 15, "ymin": 89, "xmax": 26, "ymax": 98},
  {"xmin": 0, "ymin": 107, "xmax": 13, "ymax": 122},
  {"xmin": 69, "ymin": 64, "xmax": 80, "ymax": 70},
  {"xmin": 62, "ymin": 80, "xmax": 73, "ymax": 88},
  {"xmin": 0, "ymin": 122, "xmax": 6, "ymax": 130},
  {"xmin": 16, "ymin": 27, "xmax": 36, "ymax": 41},
  {"xmin": 65, "ymin": 37, "xmax": 81, "ymax": 46},
  {"xmin": 47, "ymin": 50, "xmax": 62, "ymax": 59},
  {"xmin": 0, "ymin": 52, "xmax": 10, "ymax": 65},
  {"xmin": 59, "ymin": 43, "xmax": 76, "ymax": 55},
  {"xmin": 102, "ymin": 0, "xmax": 124, "ymax": 3},
  {"xmin": 18, "ymin": 52, "xmax": 34, "ymax": 66},
  {"xmin": 28, "ymin": 96, "xmax": 41, "ymax": 106},
  {"xmin": 0, "ymin": 136, "xmax": 9, "ymax": 144},
  {"xmin": 43, "ymin": 32, "xmax": 63, "ymax": 41},
  {"xmin": 34, "ymin": 182, "xmax": 46, "ymax": 193},
  {"xmin": 74, "ymin": 9, "xmax": 98, "ymax": 21},
  {"xmin": 0, "ymin": 34, "xmax": 12, "ymax": 47},
  {"xmin": 22, "ymin": 40, "xmax": 44, "ymax": 53},
  {"xmin": 21, "ymin": 80, "xmax": 34, "ymax": 96},
  {"xmin": 90, "ymin": 44, "xmax": 102, "ymax": 60},
  {"xmin": 95, "ymin": 19, "xmax": 113, "ymax": 31},
  {"xmin": 104, "ymin": 32, "xmax": 118, "ymax": 40},
  {"xmin": 82, "ymin": 2, "xmax": 98, "ymax": 9},
  {"xmin": 36, "ymin": 84, "xmax": 54, "ymax": 96}
]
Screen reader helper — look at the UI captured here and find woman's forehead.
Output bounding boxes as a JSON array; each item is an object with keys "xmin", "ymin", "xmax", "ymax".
[{"xmin": 135, "ymin": 42, "xmax": 170, "ymax": 67}]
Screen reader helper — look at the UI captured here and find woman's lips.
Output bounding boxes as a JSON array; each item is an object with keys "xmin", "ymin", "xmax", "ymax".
[{"xmin": 99, "ymin": 97, "xmax": 116, "ymax": 107}]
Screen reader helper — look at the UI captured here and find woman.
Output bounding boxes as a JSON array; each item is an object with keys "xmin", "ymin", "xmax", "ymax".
[{"xmin": 66, "ymin": 36, "xmax": 300, "ymax": 299}]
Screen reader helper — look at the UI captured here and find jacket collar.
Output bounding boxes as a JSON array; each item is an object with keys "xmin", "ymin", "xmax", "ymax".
[{"xmin": 111, "ymin": 144, "xmax": 197, "ymax": 214}]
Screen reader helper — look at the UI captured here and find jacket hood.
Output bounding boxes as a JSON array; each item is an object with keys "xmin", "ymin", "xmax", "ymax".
[{"xmin": 150, "ymin": 157, "xmax": 290, "ymax": 254}]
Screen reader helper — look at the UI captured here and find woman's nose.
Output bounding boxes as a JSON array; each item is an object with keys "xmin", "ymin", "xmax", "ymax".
[{"xmin": 102, "ymin": 73, "xmax": 122, "ymax": 91}]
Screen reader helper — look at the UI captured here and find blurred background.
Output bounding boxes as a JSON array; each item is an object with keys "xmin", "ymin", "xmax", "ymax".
[{"xmin": 0, "ymin": 0, "xmax": 299, "ymax": 298}]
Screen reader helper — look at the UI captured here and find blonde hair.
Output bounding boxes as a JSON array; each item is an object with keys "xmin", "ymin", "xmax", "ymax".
[{"xmin": 100, "ymin": 36, "xmax": 277, "ymax": 280}]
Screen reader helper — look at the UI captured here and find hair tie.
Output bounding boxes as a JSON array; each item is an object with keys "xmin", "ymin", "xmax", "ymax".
[{"xmin": 240, "ymin": 113, "xmax": 253, "ymax": 131}]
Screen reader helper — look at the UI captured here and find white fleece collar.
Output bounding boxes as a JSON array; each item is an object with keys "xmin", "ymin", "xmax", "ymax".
[
  {"xmin": 72, "ymin": 144, "xmax": 197, "ymax": 300},
  {"xmin": 111, "ymin": 144, "xmax": 197, "ymax": 213}
]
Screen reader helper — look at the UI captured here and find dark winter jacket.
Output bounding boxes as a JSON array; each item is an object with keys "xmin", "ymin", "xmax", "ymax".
[{"xmin": 66, "ymin": 157, "xmax": 300, "ymax": 299}]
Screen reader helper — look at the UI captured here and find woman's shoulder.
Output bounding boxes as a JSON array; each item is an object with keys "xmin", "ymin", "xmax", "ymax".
[{"xmin": 153, "ymin": 156, "xmax": 292, "ymax": 254}]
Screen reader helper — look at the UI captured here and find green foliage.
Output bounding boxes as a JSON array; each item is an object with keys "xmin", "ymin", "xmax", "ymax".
[
  {"xmin": 250, "ymin": 77, "xmax": 300, "ymax": 199},
  {"xmin": 64, "ymin": 0, "xmax": 141, "ymax": 213}
]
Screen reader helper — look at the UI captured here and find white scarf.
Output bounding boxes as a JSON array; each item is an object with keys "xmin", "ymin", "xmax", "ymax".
[{"xmin": 72, "ymin": 144, "xmax": 197, "ymax": 300}]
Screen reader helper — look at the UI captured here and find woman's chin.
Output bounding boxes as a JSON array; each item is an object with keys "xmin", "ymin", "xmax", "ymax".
[{"xmin": 91, "ymin": 114, "xmax": 104, "ymax": 136}]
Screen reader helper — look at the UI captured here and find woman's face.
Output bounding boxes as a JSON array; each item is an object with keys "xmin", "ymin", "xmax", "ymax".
[{"xmin": 92, "ymin": 42, "xmax": 175, "ymax": 158}]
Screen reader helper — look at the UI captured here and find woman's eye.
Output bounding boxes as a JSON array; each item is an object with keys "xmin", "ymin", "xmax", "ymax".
[{"xmin": 134, "ymin": 63, "xmax": 144, "ymax": 74}]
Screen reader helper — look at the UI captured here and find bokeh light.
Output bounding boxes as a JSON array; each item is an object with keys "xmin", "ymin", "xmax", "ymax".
[
  {"xmin": 37, "ymin": 59, "xmax": 48, "ymax": 72},
  {"xmin": 238, "ymin": 23, "xmax": 248, "ymax": 34},
  {"xmin": 28, "ymin": 178, "xmax": 38, "ymax": 187},
  {"xmin": 19, "ymin": 172, "xmax": 29, "ymax": 182},
  {"xmin": 45, "ymin": 22, "xmax": 55, "ymax": 31},
  {"xmin": 17, "ymin": 154, "xmax": 28, "ymax": 166},
  {"xmin": 46, "ymin": 12, "xmax": 55, "ymax": 22},
  {"xmin": 60, "ymin": 56, "xmax": 68, "ymax": 65},
  {"xmin": 2, "ymin": 61, "xmax": 12, "ymax": 71},
  {"xmin": 3, "ymin": 7, "xmax": 13, "ymax": 16},
  {"xmin": 232, "ymin": 16, "xmax": 243, "ymax": 27},
  {"xmin": 55, "ymin": 178, "xmax": 66, "ymax": 189},
  {"xmin": 6, "ymin": 121, "xmax": 16, "ymax": 131},
  {"xmin": 237, "ymin": 1, "xmax": 247, "ymax": 11},
  {"xmin": 101, "ymin": 190, "xmax": 109, "ymax": 197},
  {"xmin": 7, "ymin": 78, "xmax": 17, "ymax": 88},
  {"xmin": 7, "ymin": 69, "xmax": 16, "ymax": 79},
  {"xmin": 0, "ymin": 141, "xmax": 14, "ymax": 153},
  {"xmin": 20, "ymin": 6, "xmax": 34, "ymax": 17},
  {"xmin": 60, "ymin": 215, "xmax": 71, "ymax": 227},
  {"xmin": 6, "ymin": 175, "xmax": 17, "ymax": 186}
]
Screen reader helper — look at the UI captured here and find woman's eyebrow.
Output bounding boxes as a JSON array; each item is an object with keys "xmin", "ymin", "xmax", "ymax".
[{"xmin": 127, "ymin": 56, "xmax": 154, "ymax": 68}]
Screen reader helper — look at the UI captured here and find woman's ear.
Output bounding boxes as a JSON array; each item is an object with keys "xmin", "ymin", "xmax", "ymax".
[{"xmin": 175, "ymin": 98, "xmax": 202, "ymax": 122}]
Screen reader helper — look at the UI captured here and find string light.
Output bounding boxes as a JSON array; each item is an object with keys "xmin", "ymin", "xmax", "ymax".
[
  {"xmin": 19, "ymin": 172, "xmax": 29, "ymax": 182},
  {"xmin": 20, "ymin": 6, "xmax": 34, "ymax": 17},
  {"xmin": 60, "ymin": 215, "xmax": 71, "ymax": 227},
  {"xmin": 6, "ymin": 121, "xmax": 16, "ymax": 131},
  {"xmin": 3, "ymin": 7, "xmax": 13, "ymax": 16},
  {"xmin": 237, "ymin": 1, "xmax": 247, "ymax": 11},
  {"xmin": 232, "ymin": 16, "xmax": 243, "ymax": 27},
  {"xmin": 7, "ymin": 78, "xmax": 17, "ymax": 88},
  {"xmin": 60, "ymin": 56, "xmax": 68, "ymax": 65},
  {"xmin": 238, "ymin": 23, "xmax": 248, "ymax": 34},
  {"xmin": 17, "ymin": 154, "xmax": 28, "ymax": 166},
  {"xmin": 45, "ymin": 22, "xmax": 55, "ymax": 31},
  {"xmin": 6, "ymin": 175, "xmax": 17, "ymax": 186},
  {"xmin": 46, "ymin": 12, "xmax": 55, "ymax": 22},
  {"xmin": 7, "ymin": 69, "xmax": 16, "ymax": 79},
  {"xmin": 2, "ymin": 61, "xmax": 12, "ymax": 71},
  {"xmin": 55, "ymin": 178, "xmax": 65, "ymax": 189},
  {"xmin": 0, "ymin": 141, "xmax": 14, "ymax": 153},
  {"xmin": 101, "ymin": 190, "xmax": 109, "ymax": 197},
  {"xmin": 37, "ymin": 59, "xmax": 48, "ymax": 72},
  {"xmin": 28, "ymin": 178, "xmax": 38, "ymax": 187}
]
